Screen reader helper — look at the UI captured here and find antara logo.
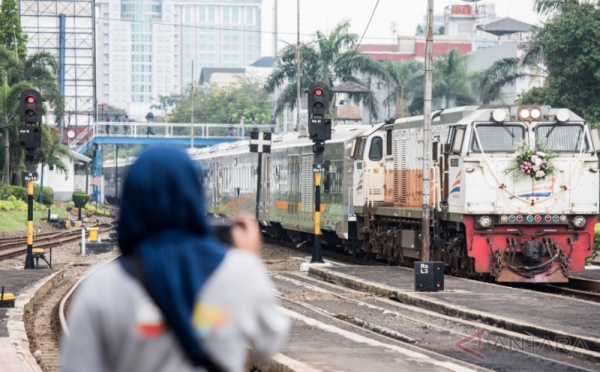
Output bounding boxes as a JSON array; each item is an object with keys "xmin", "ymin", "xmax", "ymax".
[{"xmin": 449, "ymin": 171, "xmax": 461, "ymax": 195}]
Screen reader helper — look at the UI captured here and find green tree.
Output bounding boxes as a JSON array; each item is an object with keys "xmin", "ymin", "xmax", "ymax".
[
  {"xmin": 380, "ymin": 60, "xmax": 423, "ymax": 118},
  {"xmin": 38, "ymin": 125, "xmax": 71, "ymax": 180},
  {"xmin": 407, "ymin": 49, "xmax": 480, "ymax": 114},
  {"xmin": 542, "ymin": 2, "xmax": 600, "ymax": 121},
  {"xmin": 0, "ymin": 79, "xmax": 33, "ymax": 183},
  {"xmin": 516, "ymin": 87, "xmax": 551, "ymax": 105},
  {"xmin": 479, "ymin": 57, "xmax": 532, "ymax": 104},
  {"xmin": 169, "ymin": 75, "xmax": 272, "ymax": 132},
  {"xmin": 151, "ymin": 94, "xmax": 180, "ymax": 123},
  {"xmin": 266, "ymin": 21, "xmax": 384, "ymax": 124},
  {"xmin": 0, "ymin": 0, "xmax": 28, "ymax": 60}
]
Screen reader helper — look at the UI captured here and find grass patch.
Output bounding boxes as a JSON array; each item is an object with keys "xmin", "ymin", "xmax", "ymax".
[
  {"xmin": 0, "ymin": 205, "xmax": 69, "ymax": 232},
  {"xmin": 83, "ymin": 203, "xmax": 111, "ymax": 216}
]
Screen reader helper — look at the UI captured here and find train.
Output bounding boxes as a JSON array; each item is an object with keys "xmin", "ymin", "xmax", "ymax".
[{"xmin": 103, "ymin": 105, "xmax": 600, "ymax": 283}]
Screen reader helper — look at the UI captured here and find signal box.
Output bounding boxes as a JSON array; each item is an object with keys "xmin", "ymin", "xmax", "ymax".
[
  {"xmin": 18, "ymin": 126, "xmax": 42, "ymax": 149},
  {"xmin": 414, "ymin": 262, "xmax": 444, "ymax": 292},
  {"xmin": 308, "ymin": 118, "xmax": 331, "ymax": 142}
]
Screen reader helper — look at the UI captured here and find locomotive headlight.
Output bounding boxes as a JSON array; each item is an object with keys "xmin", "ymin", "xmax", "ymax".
[
  {"xmin": 572, "ymin": 216, "xmax": 586, "ymax": 228},
  {"xmin": 479, "ymin": 216, "xmax": 493, "ymax": 228},
  {"xmin": 556, "ymin": 109, "xmax": 570, "ymax": 122},
  {"xmin": 530, "ymin": 108, "xmax": 541, "ymax": 120},
  {"xmin": 519, "ymin": 108, "xmax": 530, "ymax": 120},
  {"xmin": 492, "ymin": 109, "xmax": 507, "ymax": 122}
]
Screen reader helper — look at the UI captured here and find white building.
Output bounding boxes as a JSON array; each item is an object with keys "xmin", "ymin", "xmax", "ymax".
[
  {"xmin": 36, "ymin": 151, "xmax": 92, "ymax": 201},
  {"xmin": 95, "ymin": 0, "xmax": 262, "ymax": 119}
]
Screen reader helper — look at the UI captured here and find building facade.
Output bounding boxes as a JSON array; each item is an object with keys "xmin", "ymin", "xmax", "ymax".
[
  {"xmin": 95, "ymin": 0, "xmax": 262, "ymax": 119},
  {"xmin": 20, "ymin": 0, "xmax": 95, "ymax": 126}
]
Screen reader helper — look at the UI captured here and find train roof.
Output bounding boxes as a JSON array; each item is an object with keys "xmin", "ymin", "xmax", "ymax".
[
  {"xmin": 391, "ymin": 105, "xmax": 587, "ymax": 130},
  {"xmin": 392, "ymin": 106, "xmax": 479, "ymax": 130},
  {"xmin": 191, "ymin": 125, "xmax": 375, "ymax": 160}
]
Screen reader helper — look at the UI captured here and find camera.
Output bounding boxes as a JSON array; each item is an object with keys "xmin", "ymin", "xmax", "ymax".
[{"xmin": 207, "ymin": 216, "xmax": 233, "ymax": 246}]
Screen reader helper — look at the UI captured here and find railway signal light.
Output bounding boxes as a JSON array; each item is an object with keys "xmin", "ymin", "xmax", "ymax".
[
  {"xmin": 19, "ymin": 90, "xmax": 43, "ymax": 123},
  {"xmin": 308, "ymin": 82, "xmax": 329, "ymax": 116}
]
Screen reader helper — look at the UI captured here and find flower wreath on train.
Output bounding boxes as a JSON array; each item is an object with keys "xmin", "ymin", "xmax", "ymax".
[{"xmin": 506, "ymin": 141, "xmax": 558, "ymax": 181}]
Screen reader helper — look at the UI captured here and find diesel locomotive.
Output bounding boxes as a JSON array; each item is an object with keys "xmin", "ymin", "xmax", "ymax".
[{"xmin": 105, "ymin": 105, "xmax": 600, "ymax": 283}]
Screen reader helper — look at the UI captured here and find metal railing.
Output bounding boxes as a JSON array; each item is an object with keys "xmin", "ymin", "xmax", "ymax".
[{"xmin": 68, "ymin": 122, "xmax": 276, "ymax": 152}]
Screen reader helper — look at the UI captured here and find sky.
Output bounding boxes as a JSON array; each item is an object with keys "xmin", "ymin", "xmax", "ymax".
[{"xmin": 260, "ymin": 0, "xmax": 544, "ymax": 57}]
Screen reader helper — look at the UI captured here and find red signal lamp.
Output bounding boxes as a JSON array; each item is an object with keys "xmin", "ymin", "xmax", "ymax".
[
  {"xmin": 314, "ymin": 88, "xmax": 323, "ymax": 96},
  {"xmin": 26, "ymin": 96, "xmax": 35, "ymax": 104}
]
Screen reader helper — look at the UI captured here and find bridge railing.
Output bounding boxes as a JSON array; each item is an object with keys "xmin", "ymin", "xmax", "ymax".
[
  {"xmin": 68, "ymin": 122, "xmax": 276, "ymax": 152},
  {"xmin": 92, "ymin": 122, "xmax": 275, "ymax": 138}
]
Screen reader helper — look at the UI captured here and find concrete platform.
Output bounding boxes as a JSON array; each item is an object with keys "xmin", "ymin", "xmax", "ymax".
[
  {"xmin": 572, "ymin": 266, "xmax": 600, "ymax": 281},
  {"xmin": 275, "ymin": 300, "xmax": 487, "ymax": 371},
  {"xmin": 309, "ymin": 266, "xmax": 600, "ymax": 354},
  {"xmin": 0, "ymin": 269, "xmax": 56, "ymax": 336}
]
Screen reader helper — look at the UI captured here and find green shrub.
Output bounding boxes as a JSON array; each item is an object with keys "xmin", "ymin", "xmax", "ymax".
[
  {"xmin": 0, "ymin": 184, "xmax": 11, "ymax": 199},
  {"xmin": 8, "ymin": 195, "xmax": 16, "ymax": 202},
  {"xmin": 72, "ymin": 192, "xmax": 90, "ymax": 208},
  {"xmin": 33, "ymin": 186, "xmax": 54, "ymax": 206},
  {"xmin": 84, "ymin": 203, "xmax": 111, "ymax": 216},
  {"xmin": 0, "ymin": 201, "xmax": 14, "ymax": 211},
  {"xmin": 10, "ymin": 186, "xmax": 27, "ymax": 201}
]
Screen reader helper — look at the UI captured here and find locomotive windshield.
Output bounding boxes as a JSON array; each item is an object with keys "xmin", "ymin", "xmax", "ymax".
[
  {"xmin": 471, "ymin": 124, "xmax": 525, "ymax": 152},
  {"xmin": 535, "ymin": 124, "xmax": 589, "ymax": 152}
]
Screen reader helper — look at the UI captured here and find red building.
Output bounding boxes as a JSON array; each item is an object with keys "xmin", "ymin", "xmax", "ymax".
[{"xmin": 359, "ymin": 36, "xmax": 473, "ymax": 61}]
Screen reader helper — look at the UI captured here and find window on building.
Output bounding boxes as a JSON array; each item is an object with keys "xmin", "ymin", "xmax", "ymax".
[
  {"xmin": 199, "ymin": 5, "xmax": 206, "ymax": 22},
  {"xmin": 247, "ymin": 7, "xmax": 253, "ymax": 24},
  {"xmin": 208, "ymin": 6, "xmax": 215, "ymax": 22},
  {"xmin": 232, "ymin": 6, "xmax": 239, "ymax": 23},
  {"xmin": 223, "ymin": 6, "xmax": 230, "ymax": 23}
]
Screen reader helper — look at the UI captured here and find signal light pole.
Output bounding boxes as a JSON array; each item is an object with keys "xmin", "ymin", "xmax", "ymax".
[
  {"xmin": 19, "ymin": 90, "xmax": 43, "ymax": 269},
  {"xmin": 301, "ymin": 82, "xmax": 332, "ymax": 271}
]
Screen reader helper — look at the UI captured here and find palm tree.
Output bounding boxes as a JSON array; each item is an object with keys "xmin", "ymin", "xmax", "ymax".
[
  {"xmin": 0, "ymin": 78, "xmax": 33, "ymax": 183},
  {"xmin": 406, "ymin": 49, "xmax": 480, "ymax": 114},
  {"xmin": 266, "ymin": 21, "xmax": 385, "ymax": 123},
  {"xmin": 380, "ymin": 60, "xmax": 423, "ymax": 118},
  {"xmin": 38, "ymin": 125, "xmax": 71, "ymax": 179}
]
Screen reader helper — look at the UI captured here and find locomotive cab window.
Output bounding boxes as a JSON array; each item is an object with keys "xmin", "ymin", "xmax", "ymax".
[
  {"xmin": 369, "ymin": 137, "xmax": 383, "ymax": 161},
  {"xmin": 535, "ymin": 124, "xmax": 589, "ymax": 152},
  {"xmin": 471, "ymin": 124, "xmax": 525, "ymax": 152}
]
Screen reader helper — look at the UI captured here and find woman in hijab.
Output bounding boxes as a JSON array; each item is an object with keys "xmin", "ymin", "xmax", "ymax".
[{"xmin": 60, "ymin": 147, "xmax": 289, "ymax": 372}]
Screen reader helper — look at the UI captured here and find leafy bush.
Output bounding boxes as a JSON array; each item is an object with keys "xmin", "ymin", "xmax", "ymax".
[
  {"xmin": 33, "ymin": 186, "xmax": 54, "ymax": 206},
  {"xmin": 84, "ymin": 203, "xmax": 111, "ymax": 216},
  {"xmin": 0, "ymin": 201, "xmax": 14, "ymax": 211},
  {"xmin": 0, "ymin": 185, "xmax": 12, "ymax": 199},
  {"xmin": 72, "ymin": 192, "xmax": 90, "ymax": 208},
  {"xmin": 10, "ymin": 186, "xmax": 27, "ymax": 201}
]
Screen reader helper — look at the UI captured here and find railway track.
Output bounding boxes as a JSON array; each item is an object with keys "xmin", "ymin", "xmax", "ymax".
[
  {"xmin": 0, "ymin": 224, "xmax": 115, "ymax": 261},
  {"xmin": 266, "ymin": 237, "xmax": 600, "ymax": 305}
]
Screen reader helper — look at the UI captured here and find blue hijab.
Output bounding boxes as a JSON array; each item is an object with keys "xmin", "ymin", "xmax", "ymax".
[{"xmin": 118, "ymin": 147, "xmax": 226, "ymax": 366}]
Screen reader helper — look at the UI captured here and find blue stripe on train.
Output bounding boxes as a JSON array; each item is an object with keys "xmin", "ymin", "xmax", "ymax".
[{"xmin": 449, "ymin": 186, "xmax": 460, "ymax": 195}]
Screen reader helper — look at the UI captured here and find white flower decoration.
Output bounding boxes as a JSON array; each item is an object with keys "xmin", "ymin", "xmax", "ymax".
[
  {"xmin": 535, "ymin": 170, "xmax": 545, "ymax": 178},
  {"xmin": 534, "ymin": 158, "xmax": 542, "ymax": 166}
]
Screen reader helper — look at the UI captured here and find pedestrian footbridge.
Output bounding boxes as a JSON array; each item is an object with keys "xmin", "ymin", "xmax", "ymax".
[{"xmin": 67, "ymin": 122, "xmax": 275, "ymax": 153}]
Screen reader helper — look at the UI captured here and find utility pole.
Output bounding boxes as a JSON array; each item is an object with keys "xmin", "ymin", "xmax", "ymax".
[
  {"xmin": 191, "ymin": 60, "xmax": 194, "ymax": 148},
  {"xmin": 421, "ymin": 0, "xmax": 434, "ymax": 262},
  {"xmin": 296, "ymin": 0, "xmax": 301, "ymax": 132}
]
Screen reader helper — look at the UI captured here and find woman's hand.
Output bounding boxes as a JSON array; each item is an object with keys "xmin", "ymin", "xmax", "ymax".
[{"xmin": 230, "ymin": 213, "xmax": 261, "ymax": 256}]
